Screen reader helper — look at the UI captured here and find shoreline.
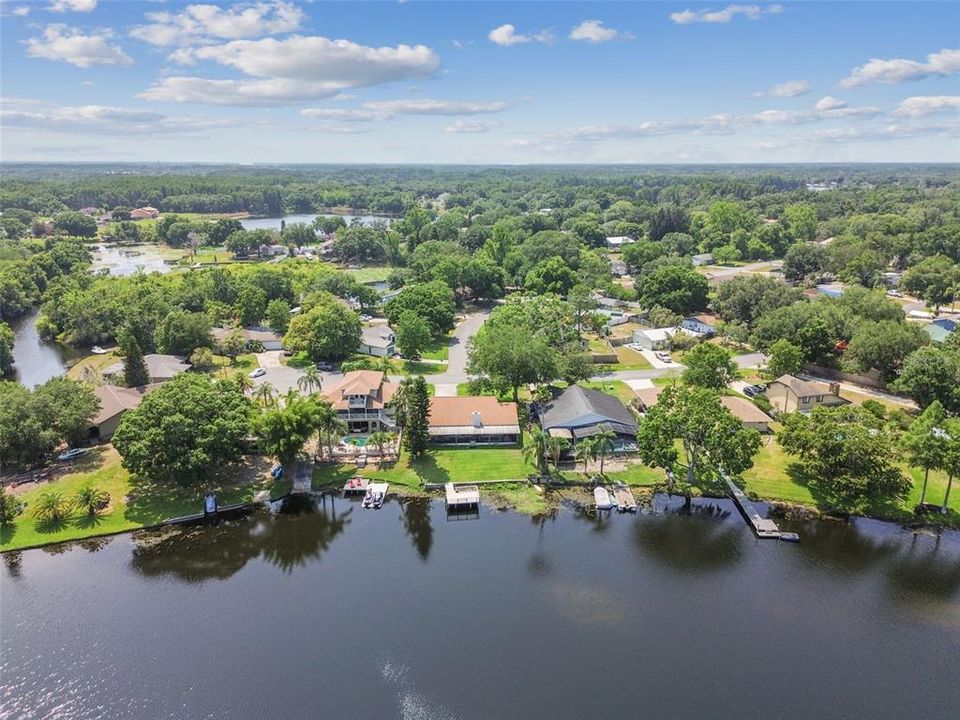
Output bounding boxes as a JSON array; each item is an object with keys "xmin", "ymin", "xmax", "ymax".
[{"xmin": 2, "ymin": 483, "xmax": 957, "ymax": 555}]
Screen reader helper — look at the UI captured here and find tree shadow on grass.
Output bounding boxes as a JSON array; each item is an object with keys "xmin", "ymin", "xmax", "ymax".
[
  {"xmin": 0, "ymin": 524, "xmax": 16, "ymax": 547},
  {"xmin": 409, "ymin": 453, "xmax": 450, "ymax": 485},
  {"xmin": 73, "ymin": 512, "xmax": 106, "ymax": 531},
  {"xmin": 786, "ymin": 462, "xmax": 913, "ymax": 521},
  {"xmin": 34, "ymin": 517, "xmax": 70, "ymax": 535}
]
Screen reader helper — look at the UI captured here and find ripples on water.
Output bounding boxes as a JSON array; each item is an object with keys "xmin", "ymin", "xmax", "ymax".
[{"xmin": 1, "ymin": 495, "xmax": 958, "ymax": 720}]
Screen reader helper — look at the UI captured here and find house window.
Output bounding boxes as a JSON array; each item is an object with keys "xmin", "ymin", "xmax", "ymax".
[
  {"xmin": 815, "ymin": 395, "xmax": 823, "ymax": 402},
  {"xmin": 801, "ymin": 397, "xmax": 810, "ymax": 404}
]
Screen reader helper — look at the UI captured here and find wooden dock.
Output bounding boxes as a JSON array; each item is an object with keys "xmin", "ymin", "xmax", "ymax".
[
  {"xmin": 445, "ymin": 483, "xmax": 480, "ymax": 509},
  {"xmin": 612, "ymin": 485, "xmax": 637, "ymax": 513},
  {"xmin": 342, "ymin": 476, "xmax": 369, "ymax": 496},
  {"xmin": 723, "ymin": 475, "xmax": 781, "ymax": 538}
]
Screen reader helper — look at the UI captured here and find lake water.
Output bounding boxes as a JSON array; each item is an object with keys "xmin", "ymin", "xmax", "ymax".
[
  {"xmin": 8, "ymin": 309, "xmax": 82, "ymax": 389},
  {"xmin": 1, "ymin": 495, "xmax": 958, "ymax": 720},
  {"xmin": 239, "ymin": 213, "xmax": 391, "ymax": 231},
  {"xmin": 91, "ymin": 244, "xmax": 174, "ymax": 277}
]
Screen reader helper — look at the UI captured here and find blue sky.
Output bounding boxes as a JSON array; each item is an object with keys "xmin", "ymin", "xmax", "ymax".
[{"xmin": 1, "ymin": 1, "xmax": 958, "ymax": 163}]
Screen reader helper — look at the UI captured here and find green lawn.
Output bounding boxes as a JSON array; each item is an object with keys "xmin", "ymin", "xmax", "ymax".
[
  {"xmin": 344, "ymin": 266, "xmax": 392, "ymax": 283},
  {"xmin": 0, "ymin": 447, "xmax": 282, "ymax": 551},
  {"xmin": 390, "ymin": 359, "xmax": 445, "ymax": 375},
  {"xmin": 608, "ymin": 345, "xmax": 653, "ymax": 370},
  {"xmin": 66, "ymin": 350, "xmax": 120, "ymax": 380},
  {"xmin": 312, "ymin": 446, "xmax": 533, "ymax": 490},
  {"xmin": 421, "ymin": 334, "xmax": 452, "ymax": 362},
  {"xmin": 581, "ymin": 380, "xmax": 635, "ymax": 404}
]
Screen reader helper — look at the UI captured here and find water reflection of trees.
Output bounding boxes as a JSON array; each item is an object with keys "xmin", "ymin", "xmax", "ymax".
[
  {"xmin": 399, "ymin": 498, "xmax": 433, "ymax": 561},
  {"xmin": 887, "ymin": 534, "xmax": 960, "ymax": 601},
  {"xmin": 632, "ymin": 501, "xmax": 744, "ymax": 573},
  {"xmin": 130, "ymin": 495, "xmax": 352, "ymax": 582}
]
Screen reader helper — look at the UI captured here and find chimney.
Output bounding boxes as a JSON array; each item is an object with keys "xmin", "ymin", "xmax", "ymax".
[
  {"xmin": 471, "ymin": 411, "xmax": 482, "ymax": 428},
  {"xmin": 829, "ymin": 382, "xmax": 841, "ymax": 396}
]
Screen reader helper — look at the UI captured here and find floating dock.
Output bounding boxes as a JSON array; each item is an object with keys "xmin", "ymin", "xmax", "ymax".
[
  {"xmin": 445, "ymin": 483, "xmax": 480, "ymax": 510},
  {"xmin": 612, "ymin": 485, "xmax": 637, "ymax": 513},
  {"xmin": 723, "ymin": 475, "xmax": 781, "ymax": 539}
]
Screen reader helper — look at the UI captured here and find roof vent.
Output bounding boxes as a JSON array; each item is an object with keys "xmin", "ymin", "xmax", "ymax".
[{"xmin": 471, "ymin": 411, "xmax": 482, "ymax": 428}]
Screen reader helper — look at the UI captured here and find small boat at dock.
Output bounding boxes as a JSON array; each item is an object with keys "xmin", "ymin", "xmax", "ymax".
[
  {"xmin": 779, "ymin": 532, "xmax": 800, "ymax": 543},
  {"xmin": 362, "ymin": 482, "xmax": 388, "ymax": 509},
  {"xmin": 594, "ymin": 486, "xmax": 612, "ymax": 511},
  {"xmin": 91, "ymin": 345, "xmax": 108, "ymax": 354}
]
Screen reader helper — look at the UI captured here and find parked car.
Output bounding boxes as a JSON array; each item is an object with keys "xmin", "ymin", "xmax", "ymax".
[
  {"xmin": 655, "ymin": 351, "xmax": 672, "ymax": 363},
  {"xmin": 359, "ymin": 314, "xmax": 373, "ymax": 322},
  {"xmin": 249, "ymin": 367, "xmax": 267, "ymax": 379},
  {"xmin": 886, "ymin": 290, "xmax": 903, "ymax": 298},
  {"xmin": 316, "ymin": 361, "xmax": 333, "ymax": 371},
  {"xmin": 57, "ymin": 448, "xmax": 88, "ymax": 462},
  {"xmin": 743, "ymin": 386, "xmax": 759, "ymax": 397},
  {"xmin": 270, "ymin": 464, "xmax": 283, "ymax": 479}
]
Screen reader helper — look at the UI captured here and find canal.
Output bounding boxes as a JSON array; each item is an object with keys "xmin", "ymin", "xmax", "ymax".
[{"xmin": 1, "ymin": 496, "xmax": 957, "ymax": 719}]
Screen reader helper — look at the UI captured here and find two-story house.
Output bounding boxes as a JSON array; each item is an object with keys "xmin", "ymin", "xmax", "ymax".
[
  {"xmin": 359, "ymin": 324, "xmax": 396, "ymax": 358},
  {"xmin": 765, "ymin": 374, "xmax": 849, "ymax": 414},
  {"xmin": 322, "ymin": 370, "xmax": 396, "ymax": 432}
]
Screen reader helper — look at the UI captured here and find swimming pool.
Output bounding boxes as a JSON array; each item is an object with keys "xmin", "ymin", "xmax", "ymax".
[{"xmin": 343, "ymin": 436, "xmax": 368, "ymax": 447}]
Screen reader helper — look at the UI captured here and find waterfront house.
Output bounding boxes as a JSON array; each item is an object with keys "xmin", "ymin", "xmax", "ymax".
[
  {"xmin": 765, "ymin": 374, "xmax": 849, "ymax": 414},
  {"xmin": 321, "ymin": 370, "xmax": 396, "ymax": 433},
  {"xmin": 428, "ymin": 396, "xmax": 520, "ymax": 446},
  {"xmin": 103, "ymin": 354, "xmax": 190, "ymax": 384},
  {"xmin": 358, "ymin": 324, "xmax": 396, "ymax": 358},
  {"xmin": 719, "ymin": 396, "xmax": 774, "ymax": 433},
  {"xmin": 681, "ymin": 314, "xmax": 719, "ymax": 336},
  {"xmin": 540, "ymin": 385, "xmax": 637, "ymax": 453},
  {"xmin": 87, "ymin": 383, "xmax": 160, "ymax": 441}
]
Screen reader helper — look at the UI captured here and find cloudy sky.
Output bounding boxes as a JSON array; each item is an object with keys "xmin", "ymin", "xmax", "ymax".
[{"xmin": 1, "ymin": 0, "xmax": 958, "ymax": 163}]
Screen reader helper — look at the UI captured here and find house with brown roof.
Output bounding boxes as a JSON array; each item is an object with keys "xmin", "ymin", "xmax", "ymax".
[
  {"xmin": 428, "ymin": 396, "xmax": 520, "ymax": 446},
  {"xmin": 87, "ymin": 383, "xmax": 160, "ymax": 440},
  {"xmin": 321, "ymin": 370, "xmax": 396, "ymax": 432},
  {"xmin": 103, "ymin": 354, "xmax": 191, "ymax": 383},
  {"xmin": 129, "ymin": 207, "xmax": 160, "ymax": 220},
  {"xmin": 719, "ymin": 396, "xmax": 774, "ymax": 433},
  {"xmin": 211, "ymin": 326, "xmax": 284, "ymax": 351},
  {"xmin": 765, "ymin": 374, "xmax": 849, "ymax": 414}
]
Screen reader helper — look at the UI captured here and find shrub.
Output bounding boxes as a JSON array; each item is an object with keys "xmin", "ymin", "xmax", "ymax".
[
  {"xmin": 861, "ymin": 399, "xmax": 887, "ymax": 420},
  {"xmin": 31, "ymin": 491, "xmax": 73, "ymax": 522},
  {"xmin": 0, "ymin": 487, "xmax": 24, "ymax": 526},
  {"xmin": 74, "ymin": 485, "xmax": 110, "ymax": 515}
]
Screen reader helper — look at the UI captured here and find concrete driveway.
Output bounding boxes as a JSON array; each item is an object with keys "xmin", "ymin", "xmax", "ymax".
[
  {"xmin": 639, "ymin": 349, "xmax": 682, "ymax": 370},
  {"xmin": 252, "ymin": 351, "xmax": 307, "ymax": 395},
  {"xmin": 428, "ymin": 309, "xmax": 490, "ymax": 385}
]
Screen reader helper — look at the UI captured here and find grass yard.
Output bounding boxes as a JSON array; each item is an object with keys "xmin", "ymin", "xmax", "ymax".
[
  {"xmin": 312, "ymin": 446, "xmax": 533, "ymax": 491},
  {"xmin": 343, "ymin": 265, "xmax": 392, "ymax": 283},
  {"xmin": 581, "ymin": 380, "xmax": 635, "ymax": 404},
  {"xmin": 0, "ymin": 446, "xmax": 283, "ymax": 551},
  {"xmin": 420, "ymin": 334, "xmax": 452, "ymax": 362},
  {"xmin": 609, "ymin": 344, "xmax": 653, "ymax": 370},
  {"xmin": 66, "ymin": 350, "xmax": 120, "ymax": 380},
  {"xmin": 390, "ymin": 359, "xmax": 445, "ymax": 375}
]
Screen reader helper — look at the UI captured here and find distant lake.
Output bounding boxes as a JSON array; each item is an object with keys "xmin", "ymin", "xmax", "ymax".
[
  {"xmin": 240, "ymin": 213, "xmax": 392, "ymax": 231},
  {"xmin": 1, "ymin": 495, "xmax": 958, "ymax": 719}
]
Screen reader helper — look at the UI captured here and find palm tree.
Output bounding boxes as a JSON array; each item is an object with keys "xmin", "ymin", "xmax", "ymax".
[
  {"xmin": 575, "ymin": 436, "xmax": 596, "ymax": 476},
  {"xmin": 390, "ymin": 376, "xmax": 415, "ymax": 429},
  {"xmin": 547, "ymin": 435, "xmax": 571, "ymax": 471},
  {"xmin": 235, "ymin": 372, "xmax": 254, "ymax": 394},
  {"xmin": 254, "ymin": 382, "xmax": 276, "ymax": 407},
  {"xmin": 297, "ymin": 365, "xmax": 322, "ymax": 395},
  {"xmin": 368, "ymin": 430, "xmax": 393, "ymax": 458},
  {"xmin": 315, "ymin": 400, "xmax": 347, "ymax": 461},
  {"xmin": 592, "ymin": 425, "xmax": 617, "ymax": 477},
  {"xmin": 523, "ymin": 426, "xmax": 551, "ymax": 476},
  {"xmin": 74, "ymin": 485, "xmax": 110, "ymax": 516},
  {"xmin": 31, "ymin": 491, "xmax": 73, "ymax": 522}
]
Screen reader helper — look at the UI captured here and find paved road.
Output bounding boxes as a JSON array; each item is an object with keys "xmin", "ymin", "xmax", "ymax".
[{"xmin": 424, "ymin": 309, "xmax": 491, "ymax": 385}]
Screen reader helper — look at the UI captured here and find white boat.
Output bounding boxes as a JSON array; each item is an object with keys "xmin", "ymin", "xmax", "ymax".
[
  {"xmin": 91, "ymin": 345, "xmax": 108, "ymax": 355},
  {"xmin": 594, "ymin": 486, "xmax": 612, "ymax": 511},
  {"xmin": 362, "ymin": 482, "xmax": 388, "ymax": 509}
]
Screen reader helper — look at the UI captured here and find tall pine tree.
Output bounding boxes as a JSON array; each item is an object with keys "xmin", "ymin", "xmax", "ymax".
[
  {"xmin": 120, "ymin": 329, "xmax": 150, "ymax": 388},
  {"xmin": 403, "ymin": 375, "xmax": 431, "ymax": 458}
]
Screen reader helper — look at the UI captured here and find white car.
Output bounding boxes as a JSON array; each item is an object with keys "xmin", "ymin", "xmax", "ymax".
[{"xmin": 249, "ymin": 368, "xmax": 267, "ymax": 379}]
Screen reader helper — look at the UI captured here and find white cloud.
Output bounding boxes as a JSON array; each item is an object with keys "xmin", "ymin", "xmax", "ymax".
[
  {"xmin": 130, "ymin": 1, "xmax": 304, "ymax": 47},
  {"xmin": 488, "ymin": 23, "xmax": 552, "ymax": 46},
  {"xmin": 569, "ymin": 20, "xmax": 633, "ymax": 43},
  {"xmin": 0, "ymin": 99, "xmax": 238, "ymax": 135},
  {"xmin": 141, "ymin": 35, "xmax": 439, "ymax": 105},
  {"xmin": 840, "ymin": 48, "xmax": 960, "ymax": 88},
  {"xmin": 445, "ymin": 120, "xmax": 499, "ymax": 133},
  {"xmin": 893, "ymin": 95, "xmax": 960, "ymax": 117},
  {"xmin": 809, "ymin": 120, "xmax": 960, "ymax": 144},
  {"xmin": 25, "ymin": 25, "xmax": 132, "ymax": 67},
  {"xmin": 814, "ymin": 95, "xmax": 846, "ymax": 111},
  {"xmin": 755, "ymin": 79, "xmax": 810, "ymax": 97},
  {"xmin": 12, "ymin": 5, "xmax": 30, "ymax": 16},
  {"xmin": 670, "ymin": 4, "xmax": 783, "ymax": 25},
  {"xmin": 48, "ymin": 0, "xmax": 97, "ymax": 13},
  {"xmin": 302, "ymin": 98, "xmax": 508, "ymax": 121}
]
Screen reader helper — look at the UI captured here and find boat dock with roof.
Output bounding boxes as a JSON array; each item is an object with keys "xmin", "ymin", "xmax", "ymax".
[{"xmin": 445, "ymin": 483, "xmax": 480, "ymax": 510}]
